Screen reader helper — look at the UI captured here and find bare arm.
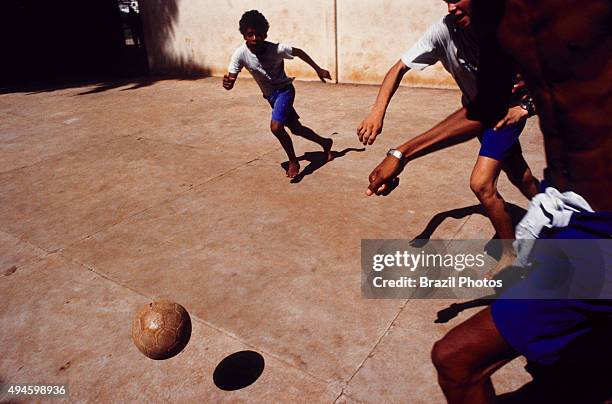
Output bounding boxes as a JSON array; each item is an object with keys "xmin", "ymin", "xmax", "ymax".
[
  {"xmin": 366, "ymin": 107, "xmax": 483, "ymax": 196},
  {"xmin": 357, "ymin": 59, "xmax": 410, "ymax": 145},
  {"xmin": 396, "ymin": 107, "xmax": 482, "ymax": 160},
  {"xmin": 292, "ymin": 47, "xmax": 331, "ymax": 82}
]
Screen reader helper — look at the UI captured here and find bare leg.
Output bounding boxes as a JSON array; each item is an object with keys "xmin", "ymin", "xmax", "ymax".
[
  {"xmin": 271, "ymin": 120, "xmax": 299, "ymax": 178},
  {"xmin": 470, "ymin": 156, "xmax": 515, "ymax": 278},
  {"xmin": 287, "ymin": 120, "xmax": 334, "ymax": 162},
  {"xmin": 431, "ymin": 307, "xmax": 518, "ymax": 404},
  {"xmin": 502, "ymin": 153, "xmax": 540, "ymax": 200}
]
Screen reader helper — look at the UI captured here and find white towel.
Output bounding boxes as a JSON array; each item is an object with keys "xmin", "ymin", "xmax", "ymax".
[{"xmin": 513, "ymin": 187, "xmax": 594, "ymax": 267}]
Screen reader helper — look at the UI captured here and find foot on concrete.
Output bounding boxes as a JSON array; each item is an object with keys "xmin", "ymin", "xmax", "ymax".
[
  {"xmin": 286, "ymin": 160, "xmax": 300, "ymax": 178},
  {"xmin": 322, "ymin": 138, "xmax": 334, "ymax": 162}
]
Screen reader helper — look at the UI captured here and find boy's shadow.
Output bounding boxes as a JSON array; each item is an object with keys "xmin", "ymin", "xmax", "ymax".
[
  {"xmin": 281, "ymin": 147, "xmax": 365, "ymax": 183},
  {"xmin": 409, "ymin": 203, "xmax": 527, "ymax": 255}
]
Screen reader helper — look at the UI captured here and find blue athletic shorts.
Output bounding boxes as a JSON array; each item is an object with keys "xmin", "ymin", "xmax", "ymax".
[
  {"xmin": 478, "ymin": 120, "xmax": 525, "ymax": 161},
  {"xmin": 264, "ymin": 85, "xmax": 300, "ymax": 125},
  {"xmin": 492, "ymin": 211, "xmax": 612, "ymax": 365}
]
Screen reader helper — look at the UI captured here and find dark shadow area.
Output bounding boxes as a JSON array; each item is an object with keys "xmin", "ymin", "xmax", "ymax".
[
  {"xmin": 1, "ymin": 1, "xmax": 137, "ymax": 86},
  {"xmin": 499, "ymin": 320, "xmax": 612, "ymax": 403},
  {"xmin": 213, "ymin": 351, "xmax": 265, "ymax": 391},
  {"xmin": 434, "ymin": 265, "xmax": 530, "ymax": 323},
  {"xmin": 0, "ymin": 0, "xmax": 212, "ymax": 95},
  {"xmin": 434, "ymin": 296, "xmax": 495, "ymax": 323},
  {"xmin": 410, "ymin": 203, "xmax": 527, "ymax": 248},
  {"xmin": 280, "ymin": 147, "xmax": 365, "ymax": 184},
  {"xmin": 0, "ymin": 70, "xmax": 211, "ymax": 96},
  {"xmin": 71, "ymin": 72, "xmax": 209, "ymax": 96}
]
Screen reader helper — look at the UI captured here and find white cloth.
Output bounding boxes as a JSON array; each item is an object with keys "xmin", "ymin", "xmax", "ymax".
[
  {"xmin": 401, "ymin": 15, "xmax": 479, "ymax": 106},
  {"xmin": 228, "ymin": 41, "xmax": 294, "ymax": 96},
  {"xmin": 513, "ymin": 187, "xmax": 595, "ymax": 267}
]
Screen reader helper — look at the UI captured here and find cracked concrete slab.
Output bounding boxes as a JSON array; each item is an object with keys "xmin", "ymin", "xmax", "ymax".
[{"xmin": 0, "ymin": 77, "xmax": 546, "ymax": 402}]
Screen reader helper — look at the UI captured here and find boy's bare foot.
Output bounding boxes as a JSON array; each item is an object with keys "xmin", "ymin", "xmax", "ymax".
[
  {"xmin": 484, "ymin": 251, "xmax": 516, "ymax": 279},
  {"xmin": 322, "ymin": 138, "xmax": 334, "ymax": 162},
  {"xmin": 286, "ymin": 161, "xmax": 300, "ymax": 178}
]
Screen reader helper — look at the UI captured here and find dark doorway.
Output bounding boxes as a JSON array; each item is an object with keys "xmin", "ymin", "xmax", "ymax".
[{"xmin": 0, "ymin": 0, "xmax": 148, "ymax": 87}]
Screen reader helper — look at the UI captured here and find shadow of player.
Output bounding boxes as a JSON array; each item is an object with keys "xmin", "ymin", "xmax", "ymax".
[
  {"xmin": 410, "ymin": 203, "xmax": 527, "ymax": 249},
  {"xmin": 281, "ymin": 147, "xmax": 365, "ymax": 183}
]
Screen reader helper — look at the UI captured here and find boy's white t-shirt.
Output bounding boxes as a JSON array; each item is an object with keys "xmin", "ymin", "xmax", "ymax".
[
  {"xmin": 228, "ymin": 41, "xmax": 295, "ymax": 97},
  {"xmin": 401, "ymin": 15, "xmax": 479, "ymax": 106}
]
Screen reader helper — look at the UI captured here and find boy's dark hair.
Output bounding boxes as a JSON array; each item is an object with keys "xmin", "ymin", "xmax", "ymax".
[{"xmin": 239, "ymin": 10, "xmax": 269, "ymax": 35}]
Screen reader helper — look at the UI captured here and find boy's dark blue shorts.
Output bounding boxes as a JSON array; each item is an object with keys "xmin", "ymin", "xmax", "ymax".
[
  {"xmin": 264, "ymin": 85, "xmax": 300, "ymax": 126},
  {"xmin": 477, "ymin": 120, "xmax": 525, "ymax": 161},
  {"xmin": 492, "ymin": 211, "xmax": 612, "ymax": 365}
]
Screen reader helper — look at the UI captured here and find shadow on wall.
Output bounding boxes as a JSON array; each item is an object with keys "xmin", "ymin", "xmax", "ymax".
[
  {"xmin": 0, "ymin": 0, "xmax": 211, "ymax": 95},
  {"xmin": 141, "ymin": 0, "xmax": 212, "ymax": 77}
]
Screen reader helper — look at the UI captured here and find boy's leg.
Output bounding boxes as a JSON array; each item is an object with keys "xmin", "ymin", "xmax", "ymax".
[
  {"xmin": 431, "ymin": 307, "xmax": 518, "ymax": 404},
  {"xmin": 270, "ymin": 119, "xmax": 300, "ymax": 178},
  {"xmin": 470, "ymin": 156, "xmax": 513, "ymax": 239},
  {"xmin": 267, "ymin": 86, "xmax": 302, "ymax": 178},
  {"xmin": 287, "ymin": 120, "xmax": 334, "ymax": 162},
  {"xmin": 470, "ymin": 155, "xmax": 516, "ymax": 277},
  {"xmin": 474, "ymin": 124, "xmax": 529, "ymax": 277},
  {"xmin": 501, "ymin": 152, "xmax": 540, "ymax": 199}
]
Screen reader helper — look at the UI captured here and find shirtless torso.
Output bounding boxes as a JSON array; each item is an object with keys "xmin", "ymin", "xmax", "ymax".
[{"xmin": 495, "ymin": 0, "xmax": 611, "ymax": 210}]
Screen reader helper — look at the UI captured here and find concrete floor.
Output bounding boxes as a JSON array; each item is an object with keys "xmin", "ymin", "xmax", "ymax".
[{"xmin": 0, "ymin": 77, "xmax": 547, "ymax": 402}]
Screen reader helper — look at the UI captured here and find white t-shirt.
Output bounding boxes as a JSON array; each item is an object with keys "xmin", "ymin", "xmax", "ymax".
[
  {"xmin": 401, "ymin": 15, "xmax": 479, "ymax": 106},
  {"xmin": 228, "ymin": 41, "xmax": 295, "ymax": 97}
]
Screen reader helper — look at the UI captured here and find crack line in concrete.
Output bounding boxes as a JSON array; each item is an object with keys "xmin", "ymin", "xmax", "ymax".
[
  {"xmin": 341, "ymin": 298, "xmax": 410, "ymax": 390},
  {"xmin": 333, "ymin": 210, "xmax": 481, "ymax": 400},
  {"xmin": 58, "ymin": 251, "xmax": 340, "ymax": 390},
  {"xmin": 333, "ymin": 390, "xmax": 365, "ymax": 404},
  {"xmin": 57, "ymin": 154, "xmax": 266, "ymax": 253},
  {"xmin": 0, "ymin": 131, "xmax": 141, "ymax": 177}
]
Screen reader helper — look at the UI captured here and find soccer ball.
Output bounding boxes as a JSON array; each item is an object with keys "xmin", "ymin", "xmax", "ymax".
[{"xmin": 131, "ymin": 300, "xmax": 192, "ymax": 360}]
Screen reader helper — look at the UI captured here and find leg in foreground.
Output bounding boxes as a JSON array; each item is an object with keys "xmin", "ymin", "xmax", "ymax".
[{"xmin": 432, "ymin": 307, "xmax": 518, "ymax": 404}]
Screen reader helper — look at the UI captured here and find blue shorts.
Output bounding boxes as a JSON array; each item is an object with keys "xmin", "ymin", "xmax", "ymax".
[
  {"xmin": 264, "ymin": 85, "xmax": 300, "ymax": 126},
  {"xmin": 478, "ymin": 120, "xmax": 525, "ymax": 161},
  {"xmin": 492, "ymin": 211, "xmax": 612, "ymax": 365}
]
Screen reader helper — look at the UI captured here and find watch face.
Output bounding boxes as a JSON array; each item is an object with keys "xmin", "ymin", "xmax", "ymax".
[{"xmin": 387, "ymin": 149, "xmax": 403, "ymax": 160}]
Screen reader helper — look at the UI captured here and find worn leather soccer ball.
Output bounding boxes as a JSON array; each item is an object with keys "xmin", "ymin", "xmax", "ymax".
[{"xmin": 131, "ymin": 300, "xmax": 192, "ymax": 360}]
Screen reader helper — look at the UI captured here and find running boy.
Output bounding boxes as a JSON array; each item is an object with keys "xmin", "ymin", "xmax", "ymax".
[
  {"xmin": 223, "ymin": 10, "xmax": 334, "ymax": 179},
  {"xmin": 360, "ymin": 0, "xmax": 540, "ymax": 276}
]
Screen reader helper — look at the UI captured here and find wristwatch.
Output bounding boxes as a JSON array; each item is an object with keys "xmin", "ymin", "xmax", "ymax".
[
  {"xmin": 520, "ymin": 97, "xmax": 536, "ymax": 117},
  {"xmin": 387, "ymin": 149, "xmax": 404, "ymax": 161}
]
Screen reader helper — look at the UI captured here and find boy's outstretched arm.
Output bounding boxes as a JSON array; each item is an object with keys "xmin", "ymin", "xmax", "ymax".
[
  {"xmin": 357, "ymin": 60, "xmax": 410, "ymax": 145},
  {"xmin": 292, "ymin": 48, "xmax": 331, "ymax": 83},
  {"xmin": 223, "ymin": 73, "xmax": 238, "ymax": 90},
  {"xmin": 366, "ymin": 107, "xmax": 483, "ymax": 196}
]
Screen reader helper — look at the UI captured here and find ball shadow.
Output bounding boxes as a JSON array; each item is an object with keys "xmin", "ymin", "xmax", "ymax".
[{"xmin": 213, "ymin": 350, "xmax": 265, "ymax": 391}]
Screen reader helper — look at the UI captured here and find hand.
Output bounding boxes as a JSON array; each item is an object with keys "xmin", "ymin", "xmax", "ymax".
[
  {"xmin": 316, "ymin": 68, "xmax": 332, "ymax": 83},
  {"xmin": 357, "ymin": 110, "xmax": 384, "ymax": 145},
  {"xmin": 366, "ymin": 156, "xmax": 403, "ymax": 196},
  {"xmin": 494, "ymin": 105, "xmax": 528, "ymax": 130},
  {"xmin": 223, "ymin": 74, "xmax": 236, "ymax": 90}
]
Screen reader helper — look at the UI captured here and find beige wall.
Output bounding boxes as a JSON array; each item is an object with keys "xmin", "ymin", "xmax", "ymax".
[{"xmin": 140, "ymin": 0, "xmax": 456, "ymax": 89}]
